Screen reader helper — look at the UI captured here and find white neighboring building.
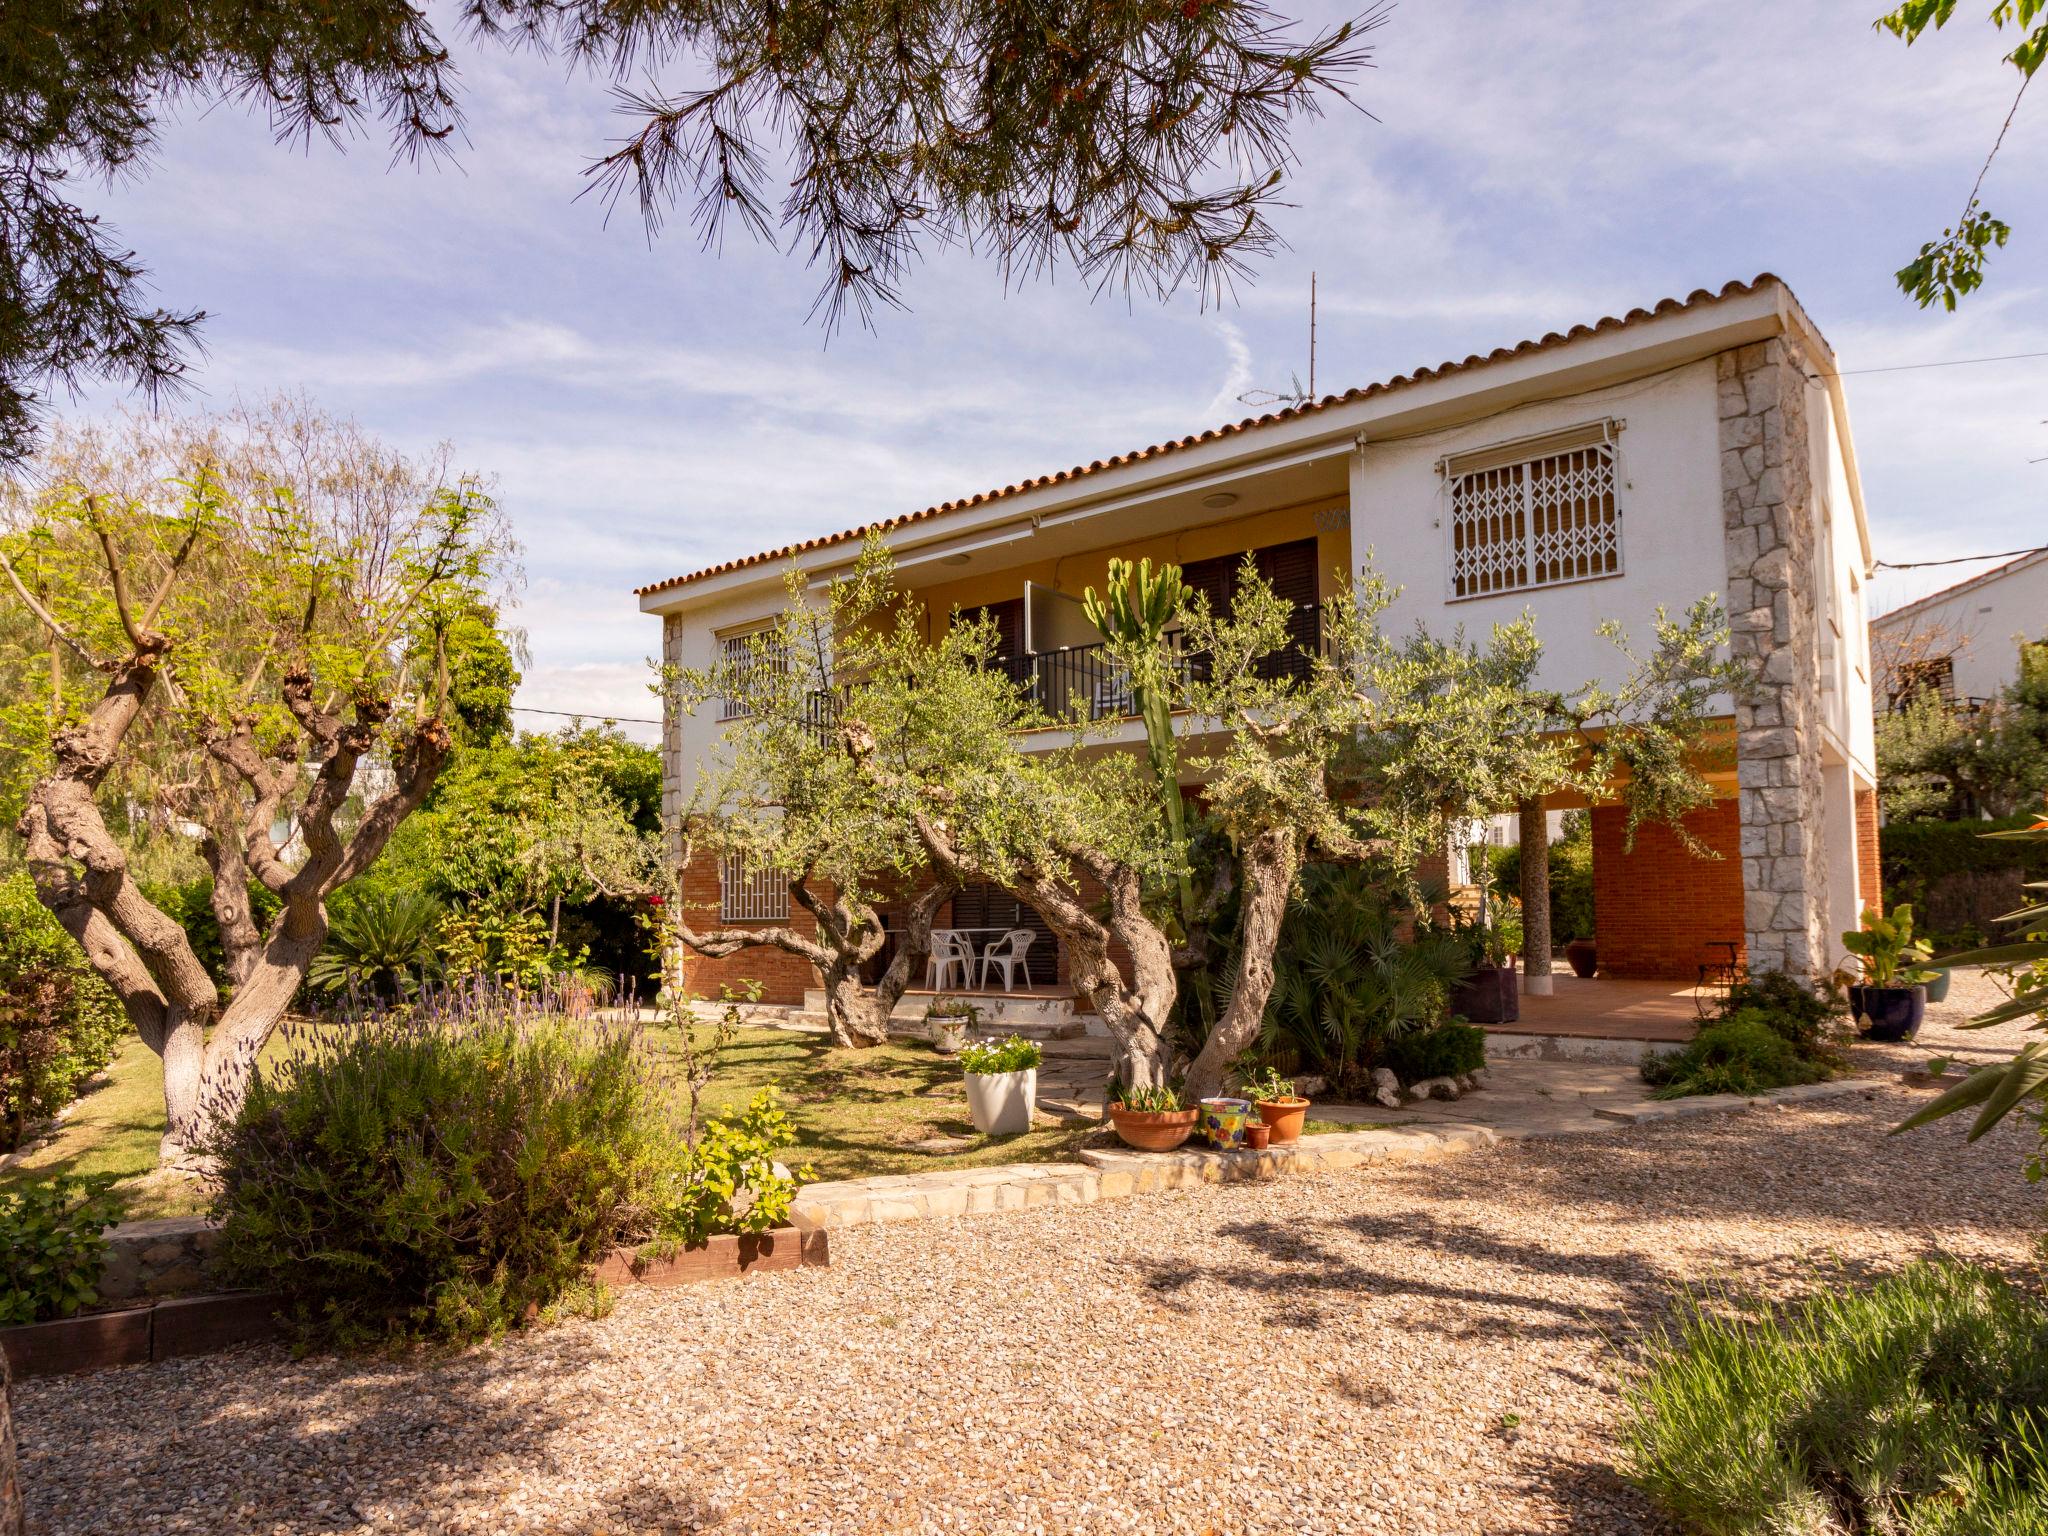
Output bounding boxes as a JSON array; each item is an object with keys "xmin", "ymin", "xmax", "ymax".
[{"xmin": 1870, "ymin": 549, "xmax": 2048, "ymax": 710}]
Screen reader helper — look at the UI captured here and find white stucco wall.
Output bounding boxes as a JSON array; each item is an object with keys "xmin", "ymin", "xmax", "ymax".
[
  {"xmin": 1349, "ymin": 360, "xmax": 1730, "ymax": 699},
  {"xmin": 1872, "ymin": 554, "xmax": 2048, "ymax": 705}
]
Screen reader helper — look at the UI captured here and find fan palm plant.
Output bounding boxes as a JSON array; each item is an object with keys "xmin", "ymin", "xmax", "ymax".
[
  {"xmin": 1254, "ymin": 863, "xmax": 1471, "ymax": 1095},
  {"xmin": 308, "ymin": 888, "xmax": 444, "ymax": 1003}
]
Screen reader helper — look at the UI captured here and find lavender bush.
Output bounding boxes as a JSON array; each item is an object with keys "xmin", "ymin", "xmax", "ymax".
[{"xmin": 209, "ymin": 991, "xmax": 696, "ymax": 1348}]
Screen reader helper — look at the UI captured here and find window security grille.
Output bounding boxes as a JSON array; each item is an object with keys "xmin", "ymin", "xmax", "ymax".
[
  {"xmin": 1448, "ymin": 439, "xmax": 1620, "ymax": 600},
  {"xmin": 718, "ymin": 629, "xmax": 788, "ymax": 720},
  {"xmin": 719, "ymin": 854, "xmax": 788, "ymax": 922}
]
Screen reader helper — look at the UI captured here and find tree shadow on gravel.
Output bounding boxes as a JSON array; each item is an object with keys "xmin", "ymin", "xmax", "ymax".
[{"xmin": 19, "ymin": 1330, "xmax": 718, "ymax": 1536}]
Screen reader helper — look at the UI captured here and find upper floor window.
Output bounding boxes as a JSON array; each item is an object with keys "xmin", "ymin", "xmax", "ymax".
[
  {"xmin": 1890, "ymin": 656, "xmax": 1956, "ymax": 712},
  {"xmin": 718, "ymin": 627, "xmax": 788, "ymax": 720},
  {"xmin": 1445, "ymin": 423, "xmax": 1621, "ymax": 600},
  {"xmin": 719, "ymin": 852, "xmax": 789, "ymax": 922}
]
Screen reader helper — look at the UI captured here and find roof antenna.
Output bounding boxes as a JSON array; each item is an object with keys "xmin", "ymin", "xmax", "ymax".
[{"xmin": 1239, "ymin": 270, "xmax": 1320, "ymax": 410}]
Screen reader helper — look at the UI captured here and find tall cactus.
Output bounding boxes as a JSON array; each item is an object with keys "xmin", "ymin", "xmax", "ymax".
[{"xmin": 1083, "ymin": 558, "xmax": 1195, "ymax": 934}]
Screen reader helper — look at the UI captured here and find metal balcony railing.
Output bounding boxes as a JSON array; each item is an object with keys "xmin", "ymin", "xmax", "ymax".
[{"xmin": 1002, "ymin": 604, "xmax": 1322, "ymax": 723}]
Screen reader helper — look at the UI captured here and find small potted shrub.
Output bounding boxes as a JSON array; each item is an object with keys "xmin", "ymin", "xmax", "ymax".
[
  {"xmin": 1243, "ymin": 1065, "xmax": 1311, "ymax": 1146},
  {"xmin": 1449, "ymin": 900, "xmax": 1520, "ymax": 1024},
  {"xmin": 1563, "ymin": 935, "xmax": 1598, "ymax": 979},
  {"xmin": 1108, "ymin": 1083, "xmax": 1199, "ymax": 1151},
  {"xmin": 958, "ymin": 1035, "xmax": 1041, "ymax": 1135},
  {"xmin": 1842, "ymin": 904, "xmax": 1938, "ymax": 1042},
  {"xmin": 925, "ymin": 997, "xmax": 979, "ymax": 1055}
]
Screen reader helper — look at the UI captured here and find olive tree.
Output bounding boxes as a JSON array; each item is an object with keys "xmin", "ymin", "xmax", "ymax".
[
  {"xmin": 0, "ymin": 403, "xmax": 511, "ymax": 1158},
  {"xmin": 662, "ymin": 549, "xmax": 978, "ymax": 1047}
]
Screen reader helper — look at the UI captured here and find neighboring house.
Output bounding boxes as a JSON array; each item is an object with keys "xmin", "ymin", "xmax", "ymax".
[
  {"xmin": 1870, "ymin": 548, "xmax": 2048, "ymax": 713},
  {"xmin": 639, "ymin": 274, "xmax": 1879, "ymax": 1004}
]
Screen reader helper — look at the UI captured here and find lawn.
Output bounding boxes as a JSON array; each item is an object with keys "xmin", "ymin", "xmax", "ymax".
[{"xmin": 5, "ymin": 1019, "xmax": 1354, "ymax": 1218}]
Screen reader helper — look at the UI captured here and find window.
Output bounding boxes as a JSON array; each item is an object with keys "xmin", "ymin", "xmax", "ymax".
[
  {"xmin": 1446, "ymin": 425, "xmax": 1621, "ymax": 600},
  {"xmin": 719, "ymin": 853, "xmax": 788, "ymax": 922},
  {"xmin": 1180, "ymin": 537, "xmax": 1322, "ymax": 681},
  {"xmin": 1890, "ymin": 656, "xmax": 1956, "ymax": 712},
  {"xmin": 718, "ymin": 627, "xmax": 788, "ymax": 720}
]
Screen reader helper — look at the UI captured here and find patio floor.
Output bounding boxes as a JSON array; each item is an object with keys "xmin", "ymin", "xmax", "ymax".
[{"xmin": 1496, "ymin": 973, "xmax": 1701, "ymax": 1043}]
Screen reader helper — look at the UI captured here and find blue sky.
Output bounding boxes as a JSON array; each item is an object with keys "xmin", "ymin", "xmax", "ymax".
[{"xmin": 58, "ymin": 1, "xmax": 2048, "ymax": 741}]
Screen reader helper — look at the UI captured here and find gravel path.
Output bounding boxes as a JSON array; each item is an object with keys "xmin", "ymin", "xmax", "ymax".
[{"xmin": 19, "ymin": 975, "xmax": 2048, "ymax": 1536}]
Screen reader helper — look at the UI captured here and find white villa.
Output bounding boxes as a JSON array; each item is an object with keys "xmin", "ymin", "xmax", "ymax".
[{"xmin": 640, "ymin": 274, "xmax": 1881, "ymax": 1010}]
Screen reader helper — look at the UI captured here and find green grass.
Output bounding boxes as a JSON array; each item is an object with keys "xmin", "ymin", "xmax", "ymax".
[{"xmin": 4, "ymin": 1021, "xmax": 1363, "ymax": 1216}]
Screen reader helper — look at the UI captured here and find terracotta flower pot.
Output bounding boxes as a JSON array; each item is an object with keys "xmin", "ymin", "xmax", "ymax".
[
  {"xmin": 1256, "ymin": 1097, "xmax": 1310, "ymax": 1145},
  {"xmin": 1244, "ymin": 1122, "xmax": 1272, "ymax": 1150},
  {"xmin": 1109, "ymin": 1105, "xmax": 1199, "ymax": 1152},
  {"xmin": 1563, "ymin": 939, "xmax": 1597, "ymax": 979}
]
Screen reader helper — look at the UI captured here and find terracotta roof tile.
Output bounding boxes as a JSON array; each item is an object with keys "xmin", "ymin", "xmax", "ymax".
[{"xmin": 637, "ymin": 274, "xmax": 1792, "ymax": 600}]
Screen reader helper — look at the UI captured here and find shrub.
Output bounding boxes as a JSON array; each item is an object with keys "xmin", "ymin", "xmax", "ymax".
[
  {"xmin": 1255, "ymin": 862, "xmax": 1470, "ymax": 1095},
  {"xmin": 308, "ymin": 885, "xmax": 443, "ymax": 1001},
  {"xmin": 1621, "ymin": 1262, "xmax": 2048, "ymax": 1533},
  {"xmin": 210, "ymin": 1010, "xmax": 708, "ymax": 1347},
  {"xmin": 1642, "ymin": 972, "xmax": 1847, "ymax": 1098},
  {"xmin": 1880, "ymin": 812, "xmax": 2047, "ymax": 947},
  {"xmin": 648, "ymin": 1089, "xmax": 806, "ymax": 1248},
  {"xmin": 958, "ymin": 1035, "xmax": 1042, "ymax": 1075},
  {"xmin": 1383, "ymin": 1021, "xmax": 1486, "ymax": 1085},
  {"xmin": 0, "ymin": 874, "xmax": 126, "ymax": 1150},
  {"xmin": 0, "ymin": 1176, "xmax": 121, "ymax": 1325}
]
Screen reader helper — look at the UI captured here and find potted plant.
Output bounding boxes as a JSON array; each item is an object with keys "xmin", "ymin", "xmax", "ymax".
[
  {"xmin": 1198, "ymin": 1096, "xmax": 1254, "ymax": 1149},
  {"xmin": 1243, "ymin": 1065, "xmax": 1311, "ymax": 1146},
  {"xmin": 1841, "ymin": 904, "xmax": 1938, "ymax": 1042},
  {"xmin": 1449, "ymin": 902, "xmax": 1521, "ymax": 1025},
  {"xmin": 959, "ymin": 1035, "xmax": 1041, "ymax": 1135},
  {"xmin": 1563, "ymin": 935, "xmax": 1598, "ymax": 979},
  {"xmin": 1107, "ymin": 1083, "xmax": 1199, "ymax": 1151},
  {"xmin": 925, "ymin": 996, "xmax": 979, "ymax": 1055},
  {"xmin": 1244, "ymin": 1121, "xmax": 1272, "ymax": 1150}
]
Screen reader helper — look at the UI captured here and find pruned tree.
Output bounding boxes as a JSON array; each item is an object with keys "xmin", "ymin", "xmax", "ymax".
[
  {"xmin": 3, "ymin": 0, "xmax": 1384, "ymax": 463},
  {"xmin": 0, "ymin": 402, "xmax": 512, "ymax": 1158}
]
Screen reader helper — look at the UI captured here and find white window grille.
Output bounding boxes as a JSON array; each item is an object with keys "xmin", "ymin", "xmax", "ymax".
[
  {"xmin": 1445, "ymin": 423, "xmax": 1622, "ymax": 600},
  {"xmin": 718, "ymin": 628, "xmax": 788, "ymax": 720},
  {"xmin": 719, "ymin": 854, "xmax": 788, "ymax": 922}
]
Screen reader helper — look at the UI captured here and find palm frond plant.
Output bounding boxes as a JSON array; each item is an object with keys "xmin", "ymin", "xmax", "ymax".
[
  {"xmin": 308, "ymin": 887, "xmax": 444, "ymax": 1004},
  {"xmin": 1254, "ymin": 863, "xmax": 1471, "ymax": 1096},
  {"xmin": 1895, "ymin": 806, "xmax": 2048, "ymax": 1143}
]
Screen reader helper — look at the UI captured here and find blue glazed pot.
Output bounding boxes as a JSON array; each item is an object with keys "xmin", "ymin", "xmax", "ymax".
[
  {"xmin": 1923, "ymin": 969, "xmax": 1952, "ymax": 1005},
  {"xmin": 1850, "ymin": 984, "xmax": 1927, "ymax": 1043}
]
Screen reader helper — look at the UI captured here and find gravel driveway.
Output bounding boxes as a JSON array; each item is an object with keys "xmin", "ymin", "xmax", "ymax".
[{"xmin": 18, "ymin": 975, "xmax": 2048, "ymax": 1536}]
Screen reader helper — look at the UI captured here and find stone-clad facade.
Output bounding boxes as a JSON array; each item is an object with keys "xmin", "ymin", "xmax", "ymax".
[{"xmin": 1719, "ymin": 338, "xmax": 1832, "ymax": 981}]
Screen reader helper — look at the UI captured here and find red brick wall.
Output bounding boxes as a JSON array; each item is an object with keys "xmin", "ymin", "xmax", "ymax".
[
  {"xmin": 675, "ymin": 857, "xmax": 820, "ymax": 1005},
  {"xmin": 1591, "ymin": 799, "xmax": 1745, "ymax": 979},
  {"xmin": 1855, "ymin": 787, "xmax": 1881, "ymax": 916}
]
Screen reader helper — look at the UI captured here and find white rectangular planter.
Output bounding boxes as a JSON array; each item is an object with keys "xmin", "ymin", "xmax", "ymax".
[{"xmin": 963, "ymin": 1067, "xmax": 1037, "ymax": 1136}]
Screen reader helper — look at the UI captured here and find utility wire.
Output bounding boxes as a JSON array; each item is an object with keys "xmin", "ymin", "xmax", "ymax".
[
  {"xmin": 511, "ymin": 703, "xmax": 663, "ymax": 725},
  {"xmin": 1874, "ymin": 545, "xmax": 2048, "ymax": 571},
  {"xmin": 1819, "ymin": 349, "xmax": 2048, "ymax": 378}
]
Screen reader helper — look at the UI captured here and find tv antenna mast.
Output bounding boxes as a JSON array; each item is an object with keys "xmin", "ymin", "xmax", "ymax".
[{"xmin": 1238, "ymin": 271, "xmax": 1320, "ymax": 410}]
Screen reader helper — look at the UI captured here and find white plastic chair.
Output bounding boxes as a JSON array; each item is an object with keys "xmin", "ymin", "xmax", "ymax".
[
  {"xmin": 926, "ymin": 930, "xmax": 973, "ymax": 991},
  {"xmin": 979, "ymin": 929, "xmax": 1036, "ymax": 992}
]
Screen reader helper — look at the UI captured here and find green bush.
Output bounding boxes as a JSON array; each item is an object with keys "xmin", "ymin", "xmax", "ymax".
[
  {"xmin": 1490, "ymin": 812, "xmax": 1596, "ymax": 944},
  {"xmin": 308, "ymin": 885, "xmax": 443, "ymax": 1001},
  {"xmin": 1255, "ymin": 862, "xmax": 1470, "ymax": 1094},
  {"xmin": 1641, "ymin": 972, "xmax": 1847, "ymax": 1098},
  {"xmin": 0, "ymin": 873, "xmax": 126, "ymax": 1150},
  {"xmin": 1383, "ymin": 1021, "xmax": 1486, "ymax": 1085},
  {"xmin": 1880, "ymin": 813, "xmax": 2048, "ymax": 948},
  {"xmin": 1621, "ymin": 1262, "xmax": 2048, "ymax": 1533},
  {"xmin": 209, "ymin": 1009, "xmax": 791, "ymax": 1348},
  {"xmin": 0, "ymin": 1176, "xmax": 122, "ymax": 1324}
]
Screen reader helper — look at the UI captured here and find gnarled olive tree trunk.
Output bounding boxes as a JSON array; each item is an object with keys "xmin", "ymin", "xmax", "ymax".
[
  {"xmin": 672, "ymin": 872, "xmax": 956, "ymax": 1048},
  {"xmin": 1180, "ymin": 824, "xmax": 1299, "ymax": 1101},
  {"xmin": 22, "ymin": 653, "xmax": 449, "ymax": 1159}
]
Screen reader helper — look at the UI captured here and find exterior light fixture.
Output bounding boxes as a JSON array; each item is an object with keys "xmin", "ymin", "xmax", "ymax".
[{"xmin": 1201, "ymin": 491, "xmax": 1241, "ymax": 509}]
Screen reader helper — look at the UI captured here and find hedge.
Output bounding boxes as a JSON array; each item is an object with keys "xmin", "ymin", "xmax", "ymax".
[{"xmin": 1879, "ymin": 813, "xmax": 2047, "ymax": 949}]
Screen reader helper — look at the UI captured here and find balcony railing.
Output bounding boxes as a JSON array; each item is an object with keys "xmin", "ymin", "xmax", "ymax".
[{"xmin": 1003, "ymin": 605, "xmax": 1322, "ymax": 723}]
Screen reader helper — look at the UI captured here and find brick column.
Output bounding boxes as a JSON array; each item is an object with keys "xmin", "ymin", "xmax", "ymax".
[{"xmin": 1719, "ymin": 338, "xmax": 1831, "ymax": 981}]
